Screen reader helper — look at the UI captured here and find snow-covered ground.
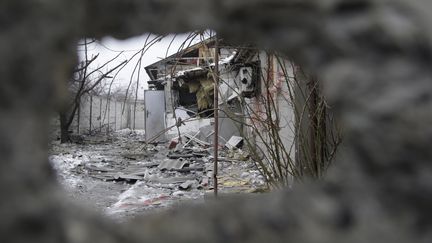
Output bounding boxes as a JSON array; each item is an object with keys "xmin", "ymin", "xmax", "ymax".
[{"xmin": 49, "ymin": 131, "xmax": 265, "ymax": 220}]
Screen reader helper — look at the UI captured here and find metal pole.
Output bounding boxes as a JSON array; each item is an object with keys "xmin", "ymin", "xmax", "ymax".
[
  {"xmin": 89, "ymin": 95, "xmax": 93, "ymax": 133},
  {"xmin": 213, "ymin": 36, "xmax": 220, "ymax": 197},
  {"xmin": 144, "ymin": 91, "xmax": 147, "ymax": 141},
  {"xmin": 99, "ymin": 98, "xmax": 102, "ymax": 132},
  {"xmin": 77, "ymin": 97, "xmax": 80, "ymax": 134},
  {"xmin": 114, "ymin": 101, "xmax": 117, "ymax": 131},
  {"xmin": 107, "ymin": 98, "xmax": 110, "ymax": 134},
  {"xmin": 144, "ymin": 88, "xmax": 146, "ymax": 131}
]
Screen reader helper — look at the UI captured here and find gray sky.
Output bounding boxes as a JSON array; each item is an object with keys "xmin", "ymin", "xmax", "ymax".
[{"xmin": 77, "ymin": 33, "xmax": 204, "ymax": 99}]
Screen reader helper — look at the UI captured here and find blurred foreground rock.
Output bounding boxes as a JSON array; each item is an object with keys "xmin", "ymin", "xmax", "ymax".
[{"xmin": 1, "ymin": 0, "xmax": 432, "ymax": 243}]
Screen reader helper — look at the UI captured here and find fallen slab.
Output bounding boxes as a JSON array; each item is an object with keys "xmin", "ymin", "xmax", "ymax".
[
  {"xmin": 170, "ymin": 167, "xmax": 204, "ymax": 173},
  {"xmin": 84, "ymin": 164, "xmax": 116, "ymax": 172},
  {"xmin": 179, "ymin": 180, "xmax": 196, "ymax": 191},
  {"xmin": 225, "ymin": 136, "xmax": 244, "ymax": 149},
  {"xmin": 167, "ymin": 153, "xmax": 195, "ymax": 159},
  {"xmin": 158, "ymin": 159, "xmax": 188, "ymax": 170},
  {"xmin": 147, "ymin": 176, "xmax": 198, "ymax": 185},
  {"xmin": 113, "ymin": 173, "xmax": 144, "ymax": 183}
]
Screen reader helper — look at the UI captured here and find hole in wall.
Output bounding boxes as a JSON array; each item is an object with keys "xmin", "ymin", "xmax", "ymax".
[{"xmin": 48, "ymin": 30, "xmax": 342, "ymax": 220}]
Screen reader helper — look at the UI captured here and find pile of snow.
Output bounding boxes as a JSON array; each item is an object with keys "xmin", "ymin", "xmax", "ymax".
[
  {"xmin": 49, "ymin": 154, "xmax": 84, "ymax": 189},
  {"xmin": 114, "ymin": 128, "xmax": 133, "ymax": 136},
  {"xmin": 106, "ymin": 182, "xmax": 171, "ymax": 215},
  {"xmin": 134, "ymin": 130, "xmax": 146, "ymax": 136},
  {"xmin": 114, "ymin": 129, "xmax": 145, "ymax": 137}
]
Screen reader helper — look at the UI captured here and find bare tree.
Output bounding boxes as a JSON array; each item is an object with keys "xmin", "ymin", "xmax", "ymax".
[{"xmin": 59, "ymin": 38, "xmax": 126, "ymax": 143}]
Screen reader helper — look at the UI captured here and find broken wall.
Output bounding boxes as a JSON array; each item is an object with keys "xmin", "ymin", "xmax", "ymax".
[
  {"xmin": 216, "ymin": 58, "xmax": 244, "ymax": 143},
  {"xmin": 238, "ymin": 52, "xmax": 296, "ymax": 183},
  {"xmin": 166, "ymin": 108, "xmax": 211, "ymax": 140},
  {"xmin": 274, "ymin": 58, "xmax": 297, "ymax": 162},
  {"xmin": 162, "ymin": 47, "xmax": 243, "ymax": 143}
]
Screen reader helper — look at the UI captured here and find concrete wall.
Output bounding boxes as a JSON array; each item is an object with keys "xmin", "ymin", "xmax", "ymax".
[{"xmin": 67, "ymin": 94, "xmax": 145, "ymax": 135}]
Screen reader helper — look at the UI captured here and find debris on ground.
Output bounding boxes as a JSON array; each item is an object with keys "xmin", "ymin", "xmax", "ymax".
[
  {"xmin": 225, "ymin": 135, "xmax": 244, "ymax": 149},
  {"xmin": 49, "ymin": 130, "xmax": 266, "ymax": 219}
]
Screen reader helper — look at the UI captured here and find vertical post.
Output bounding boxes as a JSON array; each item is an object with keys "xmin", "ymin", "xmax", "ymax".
[
  {"xmin": 127, "ymin": 103, "xmax": 131, "ymax": 129},
  {"xmin": 77, "ymin": 97, "xmax": 80, "ymax": 134},
  {"xmin": 120, "ymin": 103, "xmax": 123, "ymax": 129},
  {"xmin": 89, "ymin": 95, "xmax": 93, "ymax": 134},
  {"xmin": 99, "ymin": 98, "xmax": 102, "ymax": 132},
  {"xmin": 114, "ymin": 101, "xmax": 117, "ymax": 131},
  {"xmin": 133, "ymin": 102, "xmax": 136, "ymax": 130},
  {"xmin": 107, "ymin": 98, "xmax": 110, "ymax": 134},
  {"xmin": 213, "ymin": 36, "xmax": 220, "ymax": 197},
  {"xmin": 143, "ymin": 89, "xmax": 146, "ymax": 132},
  {"xmin": 144, "ymin": 91, "xmax": 147, "ymax": 141}
]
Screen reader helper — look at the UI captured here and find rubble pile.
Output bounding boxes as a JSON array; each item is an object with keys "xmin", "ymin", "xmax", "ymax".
[{"xmin": 49, "ymin": 130, "xmax": 266, "ymax": 219}]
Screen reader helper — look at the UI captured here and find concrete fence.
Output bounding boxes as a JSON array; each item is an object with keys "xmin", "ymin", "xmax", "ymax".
[{"xmin": 67, "ymin": 95, "xmax": 145, "ymax": 135}]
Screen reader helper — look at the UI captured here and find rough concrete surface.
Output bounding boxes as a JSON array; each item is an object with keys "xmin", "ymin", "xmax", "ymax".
[{"xmin": 1, "ymin": 0, "xmax": 432, "ymax": 242}]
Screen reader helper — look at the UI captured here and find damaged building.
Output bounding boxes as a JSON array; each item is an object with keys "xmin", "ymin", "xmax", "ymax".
[
  {"xmin": 145, "ymin": 37, "xmax": 340, "ymax": 182},
  {"xmin": 144, "ymin": 37, "xmax": 241, "ymax": 143}
]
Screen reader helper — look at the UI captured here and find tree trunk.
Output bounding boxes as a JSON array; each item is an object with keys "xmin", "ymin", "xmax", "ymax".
[{"xmin": 59, "ymin": 112, "xmax": 71, "ymax": 143}]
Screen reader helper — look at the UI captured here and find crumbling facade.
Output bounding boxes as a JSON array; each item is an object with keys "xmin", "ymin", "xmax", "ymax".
[
  {"xmin": 145, "ymin": 39, "xmax": 297, "ymax": 145},
  {"xmin": 146, "ymin": 40, "xmax": 339, "ymax": 184},
  {"xmin": 145, "ymin": 38, "xmax": 241, "ymax": 142}
]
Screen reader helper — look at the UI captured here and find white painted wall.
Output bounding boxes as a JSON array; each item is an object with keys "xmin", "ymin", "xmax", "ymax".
[{"xmin": 66, "ymin": 94, "xmax": 145, "ymax": 135}]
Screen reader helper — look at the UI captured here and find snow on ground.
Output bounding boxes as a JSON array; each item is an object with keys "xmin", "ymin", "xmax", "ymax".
[
  {"xmin": 106, "ymin": 182, "xmax": 173, "ymax": 215},
  {"xmin": 49, "ymin": 153, "xmax": 83, "ymax": 189},
  {"xmin": 49, "ymin": 131, "xmax": 266, "ymax": 220},
  {"xmin": 114, "ymin": 128, "xmax": 145, "ymax": 137}
]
